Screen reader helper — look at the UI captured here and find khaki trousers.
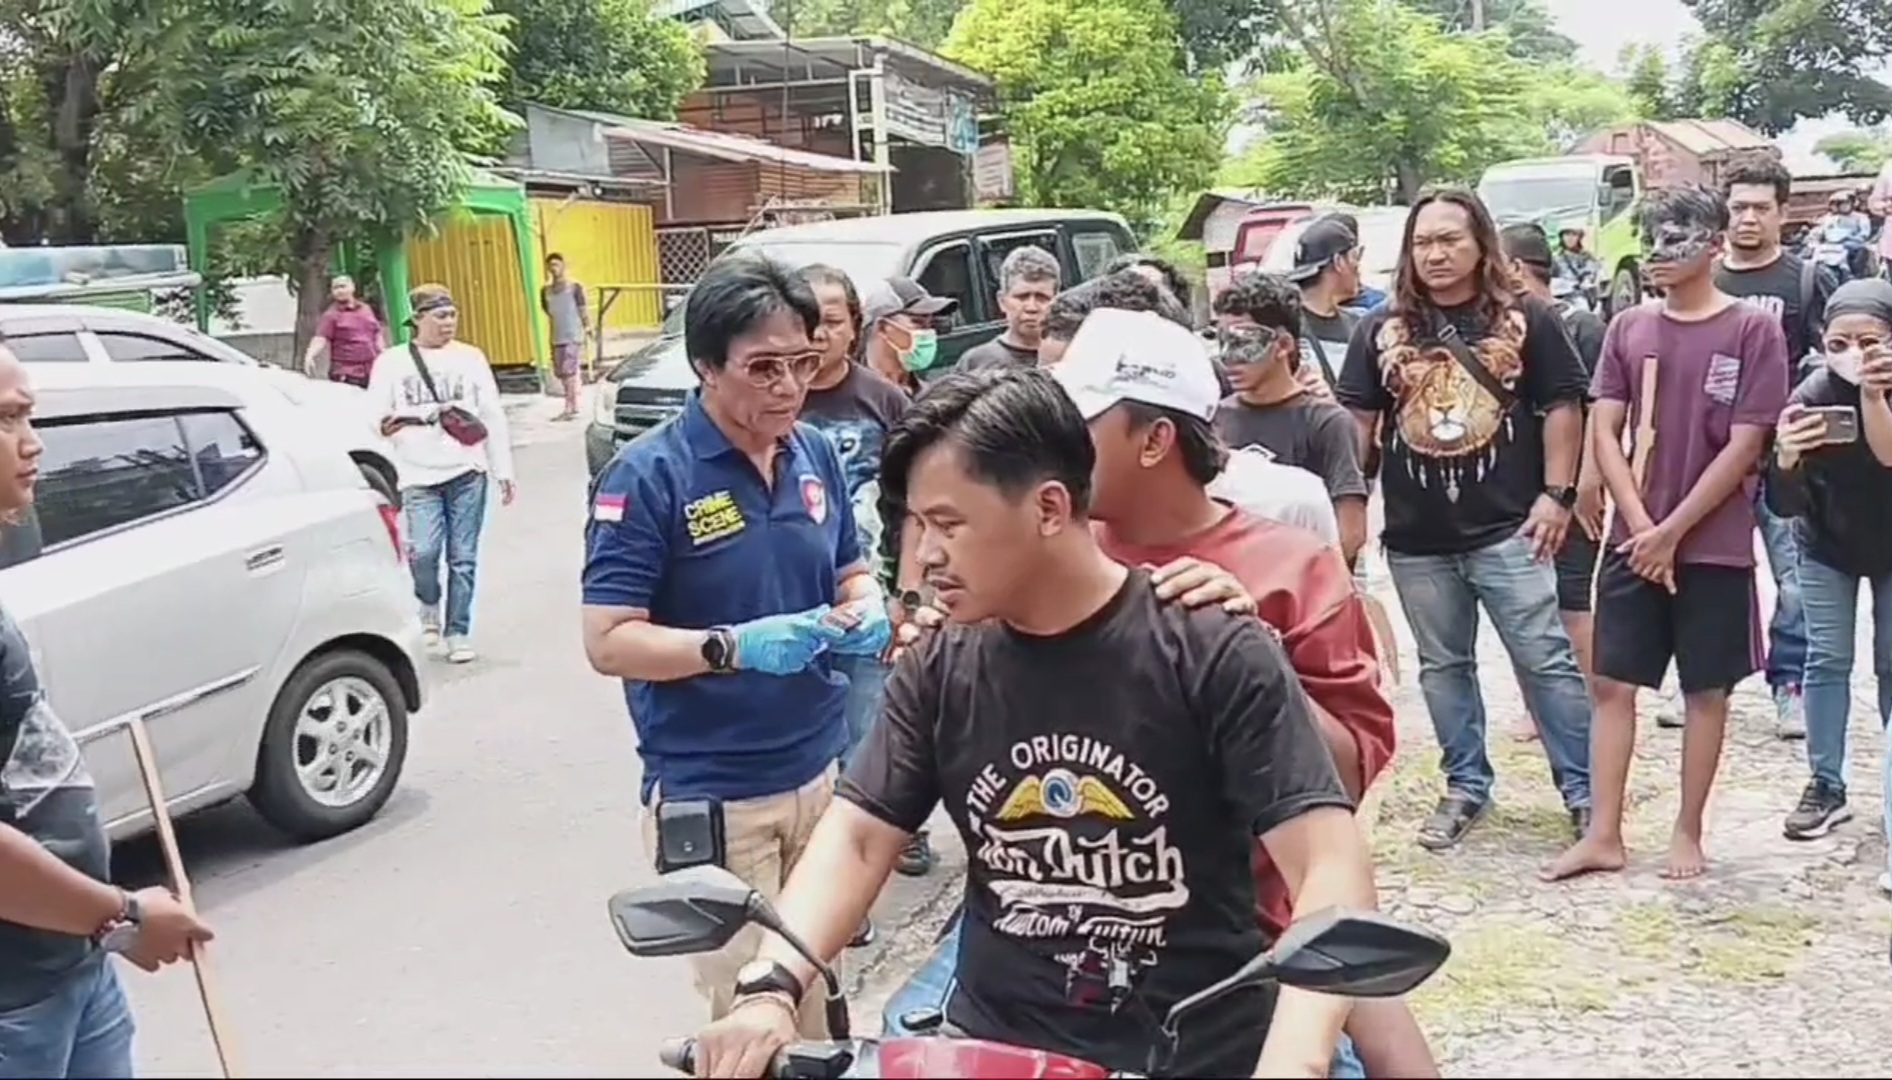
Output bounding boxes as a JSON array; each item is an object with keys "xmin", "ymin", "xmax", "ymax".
[{"xmin": 641, "ymin": 766, "xmax": 838, "ymax": 1036}]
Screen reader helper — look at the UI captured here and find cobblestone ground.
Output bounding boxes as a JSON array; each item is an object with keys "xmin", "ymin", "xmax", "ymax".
[{"xmin": 1364, "ymin": 559, "xmax": 1892, "ymax": 1078}]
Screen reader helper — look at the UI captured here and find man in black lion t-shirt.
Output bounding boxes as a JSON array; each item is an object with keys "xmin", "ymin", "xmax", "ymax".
[{"xmin": 687, "ymin": 366, "xmax": 1373, "ymax": 1080}]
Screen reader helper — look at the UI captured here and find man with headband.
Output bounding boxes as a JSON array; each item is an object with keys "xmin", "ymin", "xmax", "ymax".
[
  {"xmin": 1546, "ymin": 183, "xmax": 1790, "ymax": 883},
  {"xmin": 1766, "ymin": 278, "xmax": 1892, "ymax": 853}
]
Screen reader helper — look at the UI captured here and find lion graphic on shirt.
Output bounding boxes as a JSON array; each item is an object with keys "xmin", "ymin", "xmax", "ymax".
[{"xmin": 1375, "ymin": 309, "xmax": 1525, "ymax": 459}]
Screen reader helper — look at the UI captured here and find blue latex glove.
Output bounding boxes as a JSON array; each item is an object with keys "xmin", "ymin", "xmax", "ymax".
[
  {"xmin": 730, "ymin": 607, "xmax": 845, "ymax": 676},
  {"xmin": 829, "ymin": 599, "xmax": 892, "ymax": 658}
]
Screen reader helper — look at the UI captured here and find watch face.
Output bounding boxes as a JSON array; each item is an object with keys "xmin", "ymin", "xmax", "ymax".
[{"xmin": 98, "ymin": 923, "xmax": 139, "ymax": 954}]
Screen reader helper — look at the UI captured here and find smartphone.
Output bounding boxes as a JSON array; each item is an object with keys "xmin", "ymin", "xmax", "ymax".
[
  {"xmin": 1808, "ymin": 404, "xmax": 1860, "ymax": 445},
  {"xmin": 653, "ymin": 797, "xmax": 724, "ymax": 873}
]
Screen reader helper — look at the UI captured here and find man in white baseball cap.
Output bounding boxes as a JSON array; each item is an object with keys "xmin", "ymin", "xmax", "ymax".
[{"xmin": 1050, "ymin": 305, "xmax": 1429, "ymax": 1080}]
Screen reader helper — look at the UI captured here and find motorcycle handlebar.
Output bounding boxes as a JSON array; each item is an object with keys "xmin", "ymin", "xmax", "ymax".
[
  {"xmin": 658, "ymin": 1037, "xmax": 695, "ymax": 1073},
  {"xmin": 658, "ymin": 1037, "xmax": 812, "ymax": 1079}
]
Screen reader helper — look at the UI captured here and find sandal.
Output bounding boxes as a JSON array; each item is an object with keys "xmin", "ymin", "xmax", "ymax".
[{"xmin": 1416, "ymin": 792, "xmax": 1488, "ymax": 851}]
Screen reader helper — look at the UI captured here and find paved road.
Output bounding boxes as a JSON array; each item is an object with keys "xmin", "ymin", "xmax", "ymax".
[{"xmin": 113, "ymin": 400, "xmax": 952, "ymax": 1078}]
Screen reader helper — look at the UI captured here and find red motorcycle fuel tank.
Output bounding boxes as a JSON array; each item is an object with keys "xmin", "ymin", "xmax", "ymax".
[{"xmin": 869, "ymin": 1036, "xmax": 1114, "ymax": 1079}]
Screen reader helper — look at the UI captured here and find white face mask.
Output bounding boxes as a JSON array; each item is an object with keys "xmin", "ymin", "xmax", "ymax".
[{"xmin": 1829, "ymin": 347, "xmax": 1864, "ymax": 385}]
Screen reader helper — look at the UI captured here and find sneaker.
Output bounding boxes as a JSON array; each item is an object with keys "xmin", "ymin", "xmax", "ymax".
[
  {"xmin": 896, "ymin": 831, "xmax": 936, "ymax": 877},
  {"xmin": 445, "ymin": 636, "xmax": 476, "ymax": 664},
  {"xmin": 420, "ymin": 608, "xmax": 441, "ymax": 647},
  {"xmin": 1774, "ymin": 685, "xmax": 1807, "ymax": 740},
  {"xmin": 1782, "ymin": 779, "xmax": 1851, "ymax": 840}
]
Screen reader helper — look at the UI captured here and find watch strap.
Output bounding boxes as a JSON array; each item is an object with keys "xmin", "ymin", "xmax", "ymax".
[
  {"xmin": 702, "ymin": 627, "xmax": 736, "ymax": 673},
  {"xmin": 734, "ymin": 959, "xmax": 805, "ymax": 1002}
]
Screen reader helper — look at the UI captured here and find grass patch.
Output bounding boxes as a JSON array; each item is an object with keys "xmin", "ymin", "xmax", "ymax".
[
  {"xmin": 1408, "ymin": 920, "xmax": 1611, "ymax": 1025},
  {"xmin": 1611, "ymin": 900, "xmax": 1816, "ymax": 984}
]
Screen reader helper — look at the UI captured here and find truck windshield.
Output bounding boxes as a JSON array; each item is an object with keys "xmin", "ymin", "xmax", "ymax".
[{"xmin": 1477, "ymin": 173, "xmax": 1598, "ymax": 223}]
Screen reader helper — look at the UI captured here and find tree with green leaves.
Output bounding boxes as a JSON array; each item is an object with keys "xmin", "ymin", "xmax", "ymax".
[
  {"xmin": 494, "ymin": 0, "xmax": 703, "ymax": 118},
  {"xmin": 173, "ymin": 0, "xmax": 515, "ymax": 351},
  {"xmin": 944, "ymin": 0, "xmax": 1228, "ymax": 230},
  {"xmin": 0, "ymin": 0, "xmax": 210, "ymax": 244},
  {"xmin": 1633, "ymin": 0, "xmax": 1892, "ymax": 134},
  {"xmin": 780, "ymin": 0, "xmax": 965, "ymax": 48},
  {"xmin": 1230, "ymin": 0, "xmax": 1607, "ymax": 202},
  {"xmin": 1815, "ymin": 129, "xmax": 1892, "ymax": 174},
  {"xmin": 1404, "ymin": 0, "xmax": 1577, "ymax": 61}
]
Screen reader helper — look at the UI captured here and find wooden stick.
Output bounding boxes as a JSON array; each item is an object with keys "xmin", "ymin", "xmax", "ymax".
[
  {"xmin": 124, "ymin": 715, "xmax": 243, "ymax": 1079},
  {"xmin": 1595, "ymin": 355, "xmax": 1665, "ymax": 608}
]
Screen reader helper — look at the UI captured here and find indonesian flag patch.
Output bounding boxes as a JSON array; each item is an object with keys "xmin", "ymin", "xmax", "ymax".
[{"xmin": 593, "ymin": 492, "xmax": 626, "ymax": 523}]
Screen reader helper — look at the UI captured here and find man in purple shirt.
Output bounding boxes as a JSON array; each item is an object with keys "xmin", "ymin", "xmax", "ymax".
[
  {"xmin": 304, "ymin": 274, "xmax": 387, "ymax": 388},
  {"xmin": 1545, "ymin": 184, "xmax": 1790, "ymax": 884}
]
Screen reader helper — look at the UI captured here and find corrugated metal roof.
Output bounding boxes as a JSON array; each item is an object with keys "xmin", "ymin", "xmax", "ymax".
[
  {"xmin": 569, "ymin": 109, "xmax": 892, "ymax": 176},
  {"xmin": 1647, "ymin": 118, "xmax": 1772, "ymax": 156}
]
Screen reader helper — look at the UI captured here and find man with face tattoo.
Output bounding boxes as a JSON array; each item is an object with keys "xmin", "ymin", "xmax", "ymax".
[{"xmin": 1544, "ymin": 184, "xmax": 1790, "ymax": 883}]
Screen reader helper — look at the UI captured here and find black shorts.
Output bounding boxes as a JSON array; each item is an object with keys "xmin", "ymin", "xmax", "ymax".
[
  {"xmin": 1554, "ymin": 529, "xmax": 1601, "ymax": 613},
  {"xmin": 1591, "ymin": 550, "xmax": 1761, "ymax": 694}
]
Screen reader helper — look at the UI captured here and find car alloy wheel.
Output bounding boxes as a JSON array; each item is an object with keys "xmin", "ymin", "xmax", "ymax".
[{"xmin": 293, "ymin": 675, "xmax": 393, "ymax": 809}]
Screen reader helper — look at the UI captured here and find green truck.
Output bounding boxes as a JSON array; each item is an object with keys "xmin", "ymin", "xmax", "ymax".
[{"xmin": 1476, "ymin": 153, "xmax": 1642, "ymax": 314}]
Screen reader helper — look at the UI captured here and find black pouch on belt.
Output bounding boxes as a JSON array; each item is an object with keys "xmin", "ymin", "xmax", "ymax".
[{"xmin": 653, "ymin": 796, "xmax": 726, "ymax": 873}]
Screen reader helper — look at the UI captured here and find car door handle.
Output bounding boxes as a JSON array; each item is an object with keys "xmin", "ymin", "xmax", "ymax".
[{"xmin": 244, "ymin": 545, "xmax": 286, "ymax": 573}]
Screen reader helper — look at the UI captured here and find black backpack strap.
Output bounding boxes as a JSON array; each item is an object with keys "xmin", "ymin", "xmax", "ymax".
[{"xmin": 408, "ymin": 341, "xmax": 444, "ymax": 404}]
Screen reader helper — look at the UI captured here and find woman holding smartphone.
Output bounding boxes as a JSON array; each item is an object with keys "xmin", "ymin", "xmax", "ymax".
[{"xmin": 1768, "ymin": 278, "xmax": 1892, "ymax": 878}]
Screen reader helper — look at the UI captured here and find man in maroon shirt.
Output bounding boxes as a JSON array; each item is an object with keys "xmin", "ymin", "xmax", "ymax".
[{"xmin": 304, "ymin": 274, "xmax": 387, "ymax": 388}]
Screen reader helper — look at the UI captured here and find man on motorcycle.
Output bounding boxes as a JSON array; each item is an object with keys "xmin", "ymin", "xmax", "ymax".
[
  {"xmin": 1813, "ymin": 192, "xmax": 1873, "ymax": 282},
  {"xmin": 688, "ymin": 362, "xmax": 1378, "ymax": 1079}
]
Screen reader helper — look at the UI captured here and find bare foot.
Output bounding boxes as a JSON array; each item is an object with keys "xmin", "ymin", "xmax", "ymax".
[
  {"xmin": 1661, "ymin": 831, "xmax": 1708, "ymax": 880},
  {"xmin": 1511, "ymin": 715, "xmax": 1540, "ymax": 742},
  {"xmin": 1540, "ymin": 835, "xmax": 1627, "ymax": 881}
]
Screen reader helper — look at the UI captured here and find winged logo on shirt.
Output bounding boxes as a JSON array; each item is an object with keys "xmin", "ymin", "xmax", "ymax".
[{"xmin": 995, "ymin": 768, "xmax": 1135, "ymax": 822}]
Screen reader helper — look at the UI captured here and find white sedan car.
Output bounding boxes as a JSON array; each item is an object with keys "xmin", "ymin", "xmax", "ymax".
[
  {"xmin": 0, "ymin": 361, "xmax": 424, "ymax": 840},
  {"xmin": 0, "ymin": 303, "xmax": 402, "ymax": 505}
]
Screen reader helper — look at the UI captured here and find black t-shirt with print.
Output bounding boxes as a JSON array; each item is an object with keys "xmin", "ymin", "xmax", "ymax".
[
  {"xmin": 1335, "ymin": 296, "xmax": 1589, "ymax": 556},
  {"xmin": 0, "ymin": 607, "xmax": 111, "ymax": 1011},
  {"xmin": 1714, "ymin": 252, "xmax": 1837, "ymax": 381},
  {"xmin": 1213, "ymin": 395, "xmax": 1368, "ymax": 503},
  {"xmin": 799, "ymin": 363, "xmax": 910, "ymax": 585},
  {"xmin": 1299, "ymin": 306, "xmax": 1361, "ymax": 386},
  {"xmin": 838, "ymin": 571, "xmax": 1353, "ymax": 1077}
]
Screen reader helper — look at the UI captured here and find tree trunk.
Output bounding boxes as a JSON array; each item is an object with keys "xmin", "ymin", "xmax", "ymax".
[
  {"xmin": 1469, "ymin": 0, "xmax": 1485, "ymax": 30},
  {"xmin": 1394, "ymin": 158, "xmax": 1424, "ymax": 204},
  {"xmin": 40, "ymin": 53, "xmax": 103, "ymax": 244},
  {"xmin": 291, "ymin": 229, "xmax": 335, "ymax": 364}
]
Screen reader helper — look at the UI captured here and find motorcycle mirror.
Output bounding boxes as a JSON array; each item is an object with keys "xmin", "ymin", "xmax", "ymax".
[
  {"xmin": 1159, "ymin": 909, "xmax": 1450, "ymax": 1035},
  {"xmin": 607, "ymin": 865, "xmax": 762, "ymax": 958},
  {"xmin": 1270, "ymin": 908, "xmax": 1451, "ymax": 996}
]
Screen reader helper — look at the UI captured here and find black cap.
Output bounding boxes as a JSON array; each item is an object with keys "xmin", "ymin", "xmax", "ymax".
[
  {"xmin": 1499, "ymin": 223, "xmax": 1555, "ymax": 271},
  {"xmin": 862, "ymin": 276, "xmax": 959, "ymax": 323},
  {"xmin": 1286, "ymin": 218, "xmax": 1359, "ymax": 284}
]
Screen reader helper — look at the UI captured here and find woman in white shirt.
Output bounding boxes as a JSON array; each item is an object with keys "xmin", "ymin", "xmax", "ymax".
[{"xmin": 367, "ymin": 284, "xmax": 517, "ymax": 662}]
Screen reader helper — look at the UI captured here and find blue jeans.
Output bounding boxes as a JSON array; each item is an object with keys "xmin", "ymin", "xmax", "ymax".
[
  {"xmin": 1756, "ymin": 492, "xmax": 1808, "ymax": 690},
  {"xmin": 0, "ymin": 956, "xmax": 135, "ymax": 1078},
  {"xmin": 1798, "ymin": 554, "xmax": 1892, "ymax": 793},
  {"xmin": 1387, "ymin": 534, "xmax": 1592, "ymax": 808},
  {"xmin": 834, "ymin": 653, "xmax": 889, "ymax": 767},
  {"xmin": 882, "ymin": 915, "xmax": 1367, "ymax": 1076},
  {"xmin": 404, "ymin": 469, "xmax": 488, "ymax": 637}
]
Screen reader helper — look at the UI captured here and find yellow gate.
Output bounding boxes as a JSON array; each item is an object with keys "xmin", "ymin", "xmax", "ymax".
[
  {"xmin": 406, "ymin": 213, "xmax": 538, "ymax": 368},
  {"xmin": 529, "ymin": 197, "xmax": 663, "ymax": 331}
]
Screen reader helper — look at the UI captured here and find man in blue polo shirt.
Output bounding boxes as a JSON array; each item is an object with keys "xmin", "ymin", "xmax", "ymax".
[{"xmin": 581, "ymin": 252, "xmax": 891, "ymax": 1034}]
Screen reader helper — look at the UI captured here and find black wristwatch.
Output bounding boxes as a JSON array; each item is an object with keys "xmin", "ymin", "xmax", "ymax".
[
  {"xmin": 700, "ymin": 627, "xmax": 736, "ymax": 673},
  {"xmin": 1544, "ymin": 484, "xmax": 1579, "ymax": 510},
  {"xmin": 733, "ymin": 959, "xmax": 805, "ymax": 1002}
]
